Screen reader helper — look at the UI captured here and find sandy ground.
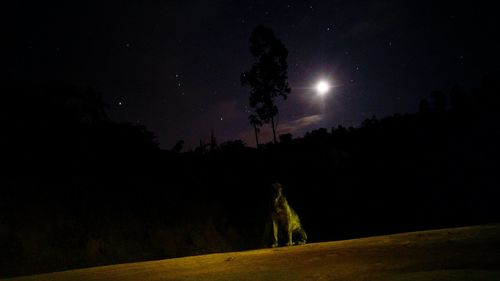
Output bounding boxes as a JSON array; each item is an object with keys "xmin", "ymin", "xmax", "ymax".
[{"xmin": 4, "ymin": 224, "xmax": 500, "ymax": 281}]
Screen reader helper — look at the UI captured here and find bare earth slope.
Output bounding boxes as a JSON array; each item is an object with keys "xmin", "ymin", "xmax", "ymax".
[{"xmin": 4, "ymin": 224, "xmax": 500, "ymax": 281}]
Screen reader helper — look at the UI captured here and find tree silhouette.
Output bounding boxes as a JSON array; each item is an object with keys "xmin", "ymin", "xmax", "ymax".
[
  {"xmin": 241, "ymin": 25, "xmax": 291, "ymax": 143},
  {"xmin": 249, "ymin": 114, "xmax": 263, "ymax": 147},
  {"xmin": 171, "ymin": 140, "xmax": 185, "ymax": 153},
  {"xmin": 431, "ymin": 90, "xmax": 447, "ymax": 112},
  {"xmin": 419, "ymin": 99, "xmax": 431, "ymax": 114}
]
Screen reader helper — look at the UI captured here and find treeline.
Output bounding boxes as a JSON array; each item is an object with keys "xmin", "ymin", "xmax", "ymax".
[{"xmin": 1, "ymin": 75, "xmax": 499, "ymax": 277}]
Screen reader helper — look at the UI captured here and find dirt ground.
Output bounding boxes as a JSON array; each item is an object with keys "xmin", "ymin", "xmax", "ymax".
[{"xmin": 4, "ymin": 224, "xmax": 500, "ymax": 281}]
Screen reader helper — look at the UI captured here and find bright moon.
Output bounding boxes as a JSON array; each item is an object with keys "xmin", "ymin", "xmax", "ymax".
[{"xmin": 315, "ymin": 80, "xmax": 331, "ymax": 95}]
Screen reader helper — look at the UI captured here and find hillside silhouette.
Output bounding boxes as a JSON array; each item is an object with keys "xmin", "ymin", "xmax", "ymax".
[{"xmin": 1, "ymin": 73, "xmax": 499, "ymax": 277}]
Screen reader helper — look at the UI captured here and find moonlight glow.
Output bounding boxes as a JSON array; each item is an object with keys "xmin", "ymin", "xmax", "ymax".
[{"xmin": 315, "ymin": 80, "xmax": 331, "ymax": 95}]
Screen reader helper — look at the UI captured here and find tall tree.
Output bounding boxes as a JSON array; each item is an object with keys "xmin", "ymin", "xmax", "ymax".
[
  {"xmin": 249, "ymin": 114, "xmax": 263, "ymax": 147},
  {"xmin": 241, "ymin": 25, "xmax": 291, "ymax": 143}
]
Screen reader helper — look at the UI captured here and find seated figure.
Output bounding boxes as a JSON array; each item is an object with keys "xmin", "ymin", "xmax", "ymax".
[{"xmin": 270, "ymin": 182, "xmax": 307, "ymax": 247}]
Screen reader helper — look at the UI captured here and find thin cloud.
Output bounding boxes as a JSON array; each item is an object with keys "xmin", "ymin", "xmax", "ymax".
[
  {"xmin": 239, "ymin": 114, "xmax": 323, "ymax": 146},
  {"xmin": 277, "ymin": 114, "xmax": 323, "ymax": 135}
]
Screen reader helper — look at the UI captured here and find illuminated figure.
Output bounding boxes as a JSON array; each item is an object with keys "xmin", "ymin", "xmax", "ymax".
[{"xmin": 270, "ymin": 183, "xmax": 307, "ymax": 247}]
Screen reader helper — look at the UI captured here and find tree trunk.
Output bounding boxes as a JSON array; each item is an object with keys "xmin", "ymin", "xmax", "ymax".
[
  {"xmin": 254, "ymin": 125, "xmax": 260, "ymax": 147},
  {"xmin": 271, "ymin": 116, "xmax": 277, "ymax": 144}
]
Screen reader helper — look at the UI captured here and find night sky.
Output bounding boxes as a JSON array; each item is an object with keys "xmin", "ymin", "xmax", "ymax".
[{"xmin": 6, "ymin": 1, "xmax": 499, "ymax": 148}]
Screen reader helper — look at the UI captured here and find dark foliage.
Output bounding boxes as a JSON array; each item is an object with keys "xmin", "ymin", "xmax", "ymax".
[
  {"xmin": 241, "ymin": 25, "xmax": 291, "ymax": 144},
  {"xmin": 1, "ymin": 76, "xmax": 499, "ymax": 277}
]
